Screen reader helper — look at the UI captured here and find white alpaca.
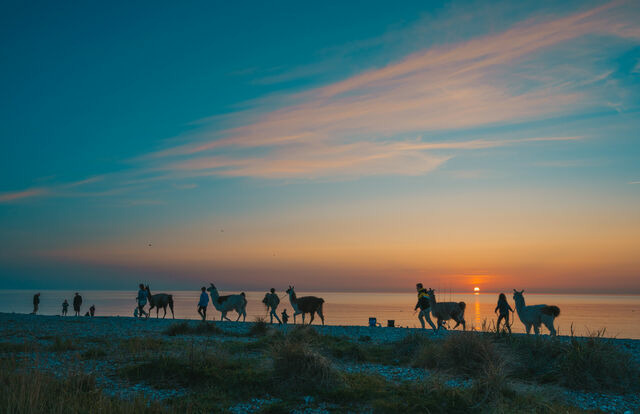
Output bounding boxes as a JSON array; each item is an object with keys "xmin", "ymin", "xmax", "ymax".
[
  {"xmin": 426, "ymin": 288, "xmax": 466, "ymax": 331},
  {"xmin": 512, "ymin": 289, "xmax": 560, "ymax": 336},
  {"xmin": 207, "ymin": 283, "xmax": 247, "ymax": 322}
]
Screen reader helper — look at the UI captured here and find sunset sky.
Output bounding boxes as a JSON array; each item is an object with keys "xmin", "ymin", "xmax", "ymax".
[{"xmin": 1, "ymin": 0, "xmax": 639, "ymax": 293}]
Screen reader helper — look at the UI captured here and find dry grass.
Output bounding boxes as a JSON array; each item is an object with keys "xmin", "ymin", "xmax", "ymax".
[
  {"xmin": 163, "ymin": 321, "xmax": 222, "ymax": 337},
  {"xmin": 413, "ymin": 332, "xmax": 507, "ymax": 376},
  {"xmin": 248, "ymin": 317, "xmax": 269, "ymax": 336},
  {"xmin": 49, "ymin": 336, "xmax": 77, "ymax": 353},
  {"xmin": 271, "ymin": 340, "xmax": 343, "ymax": 391},
  {"xmin": 0, "ymin": 360, "xmax": 169, "ymax": 414}
]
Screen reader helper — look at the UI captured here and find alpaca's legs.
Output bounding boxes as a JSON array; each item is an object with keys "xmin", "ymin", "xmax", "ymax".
[
  {"xmin": 534, "ymin": 324, "xmax": 540, "ymax": 335},
  {"xmin": 543, "ymin": 317, "xmax": 556, "ymax": 336},
  {"xmin": 308, "ymin": 312, "xmax": 315, "ymax": 325},
  {"xmin": 163, "ymin": 307, "xmax": 167, "ymax": 319},
  {"xmin": 526, "ymin": 324, "xmax": 531, "ymax": 334},
  {"xmin": 302, "ymin": 313, "xmax": 306, "ymax": 324},
  {"xmin": 318, "ymin": 308, "xmax": 324, "ymax": 325}
]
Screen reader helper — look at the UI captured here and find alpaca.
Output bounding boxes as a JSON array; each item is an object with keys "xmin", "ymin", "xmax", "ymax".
[
  {"xmin": 145, "ymin": 285, "xmax": 174, "ymax": 319},
  {"xmin": 512, "ymin": 289, "xmax": 560, "ymax": 336},
  {"xmin": 286, "ymin": 286, "xmax": 324, "ymax": 325},
  {"xmin": 207, "ymin": 283, "xmax": 247, "ymax": 322},
  {"xmin": 426, "ymin": 289, "xmax": 466, "ymax": 331}
]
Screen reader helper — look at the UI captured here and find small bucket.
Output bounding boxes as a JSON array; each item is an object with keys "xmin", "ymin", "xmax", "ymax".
[{"xmin": 387, "ymin": 320, "xmax": 395, "ymax": 328}]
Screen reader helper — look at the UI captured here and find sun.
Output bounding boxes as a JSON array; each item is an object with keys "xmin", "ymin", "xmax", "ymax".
[{"xmin": 474, "ymin": 287, "xmax": 480, "ymax": 293}]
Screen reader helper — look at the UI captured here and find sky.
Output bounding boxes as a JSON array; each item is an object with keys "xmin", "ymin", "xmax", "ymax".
[{"xmin": 1, "ymin": 0, "xmax": 639, "ymax": 293}]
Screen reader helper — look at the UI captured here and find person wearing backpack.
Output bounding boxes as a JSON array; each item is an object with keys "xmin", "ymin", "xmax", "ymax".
[{"xmin": 263, "ymin": 288, "xmax": 282, "ymax": 324}]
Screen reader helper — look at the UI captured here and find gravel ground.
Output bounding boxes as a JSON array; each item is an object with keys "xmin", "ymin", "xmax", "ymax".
[{"xmin": 1, "ymin": 312, "xmax": 639, "ymax": 413}]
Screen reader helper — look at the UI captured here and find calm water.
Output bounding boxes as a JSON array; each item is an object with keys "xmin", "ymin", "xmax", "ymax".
[{"xmin": 1, "ymin": 290, "xmax": 639, "ymax": 339}]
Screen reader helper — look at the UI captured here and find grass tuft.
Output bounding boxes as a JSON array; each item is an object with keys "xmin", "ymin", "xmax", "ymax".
[
  {"xmin": 0, "ymin": 359, "xmax": 168, "ymax": 413},
  {"xmin": 49, "ymin": 336, "xmax": 77, "ymax": 352},
  {"xmin": 271, "ymin": 340, "xmax": 343, "ymax": 392},
  {"xmin": 558, "ymin": 336, "xmax": 640, "ymax": 393},
  {"xmin": 249, "ymin": 317, "xmax": 269, "ymax": 336},
  {"xmin": 164, "ymin": 321, "xmax": 222, "ymax": 337}
]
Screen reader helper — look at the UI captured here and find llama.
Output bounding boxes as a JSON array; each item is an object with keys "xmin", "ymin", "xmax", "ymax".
[
  {"xmin": 512, "ymin": 289, "xmax": 560, "ymax": 336},
  {"xmin": 426, "ymin": 289, "xmax": 466, "ymax": 331},
  {"xmin": 207, "ymin": 283, "xmax": 247, "ymax": 322},
  {"xmin": 285, "ymin": 286, "xmax": 324, "ymax": 325},
  {"xmin": 145, "ymin": 285, "xmax": 174, "ymax": 319}
]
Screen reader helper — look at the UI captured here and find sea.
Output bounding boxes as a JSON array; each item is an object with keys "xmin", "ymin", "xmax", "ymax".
[{"xmin": 1, "ymin": 290, "xmax": 638, "ymax": 339}]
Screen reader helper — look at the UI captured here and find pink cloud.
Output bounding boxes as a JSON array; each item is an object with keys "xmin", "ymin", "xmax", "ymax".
[
  {"xmin": 0, "ymin": 188, "xmax": 47, "ymax": 203},
  {"xmin": 135, "ymin": 1, "xmax": 637, "ymax": 181}
]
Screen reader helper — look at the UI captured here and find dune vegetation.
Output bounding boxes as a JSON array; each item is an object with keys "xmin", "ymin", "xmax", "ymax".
[{"xmin": 1, "ymin": 314, "xmax": 639, "ymax": 413}]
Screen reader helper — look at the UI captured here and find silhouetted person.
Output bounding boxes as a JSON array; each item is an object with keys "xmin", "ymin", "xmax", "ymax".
[
  {"xmin": 263, "ymin": 288, "xmax": 282, "ymax": 324},
  {"xmin": 197, "ymin": 286, "xmax": 209, "ymax": 321},
  {"xmin": 89, "ymin": 304, "xmax": 95, "ymax": 317},
  {"xmin": 62, "ymin": 299, "xmax": 69, "ymax": 316},
  {"xmin": 281, "ymin": 309, "xmax": 289, "ymax": 325},
  {"xmin": 415, "ymin": 283, "xmax": 436, "ymax": 330},
  {"xmin": 73, "ymin": 292, "xmax": 82, "ymax": 316},
  {"xmin": 137, "ymin": 283, "xmax": 148, "ymax": 318},
  {"xmin": 31, "ymin": 293, "xmax": 40, "ymax": 314},
  {"xmin": 495, "ymin": 293, "xmax": 513, "ymax": 333}
]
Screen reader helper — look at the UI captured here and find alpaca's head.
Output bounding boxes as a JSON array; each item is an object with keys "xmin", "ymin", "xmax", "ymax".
[
  {"xmin": 426, "ymin": 288, "xmax": 435, "ymax": 301},
  {"xmin": 513, "ymin": 289, "xmax": 525, "ymax": 305},
  {"xmin": 207, "ymin": 283, "xmax": 216, "ymax": 294},
  {"xmin": 286, "ymin": 285, "xmax": 295, "ymax": 295}
]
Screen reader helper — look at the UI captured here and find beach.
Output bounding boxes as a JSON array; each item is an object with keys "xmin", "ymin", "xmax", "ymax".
[{"xmin": 1, "ymin": 312, "xmax": 639, "ymax": 413}]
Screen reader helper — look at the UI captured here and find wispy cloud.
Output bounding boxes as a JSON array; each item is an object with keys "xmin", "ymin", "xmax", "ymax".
[
  {"xmin": 143, "ymin": 1, "xmax": 637, "ymax": 180},
  {"xmin": 0, "ymin": 175, "xmax": 106, "ymax": 204},
  {"xmin": 630, "ymin": 181, "xmax": 640, "ymax": 185},
  {"xmin": 162, "ymin": 136, "xmax": 581, "ymax": 179},
  {"xmin": 0, "ymin": 188, "xmax": 47, "ymax": 203}
]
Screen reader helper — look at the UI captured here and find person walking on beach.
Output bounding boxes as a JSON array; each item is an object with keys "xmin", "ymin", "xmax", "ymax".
[
  {"xmin": 281, "ymin": 309, "xmax": 289, "ymax": 325},
  {"xmin": 197, "ymin": 286, "xmax": 209, "ymax": 321},
  {"xmin": 62, "ymin": 299, "xmax": 69, "ymax": 316},
  {"xmin": 31, "ymin": 293, "xmax": 40, "ymax": 314},
  {"xmin": 73, "ymin": 292, "xmax": 82, "ymax": 316},
  {"xmin": 89, "ymin": 304, "xmax": 95, "ymax": 317},
  {"xmin": 263, "ymin": 288, "xmax": 282, "ymax": 324},
  {"xmin": 495, "ymin": 293, "xmax": 514, "ymax": 333},
  {"xmin": 137, "ymin": 284, "xmax": 148, "ymax": 318},
  {"xmin": 415, "ymin": 283, "xmax": 437, "ymax": 330}
]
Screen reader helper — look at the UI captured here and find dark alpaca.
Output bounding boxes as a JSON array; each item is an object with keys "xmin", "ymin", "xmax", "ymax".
[
  {"xmin": 145, "ymin": 285, "xmax": 174, "ymax": 319},
  {"xmin": 285, "ymin": 286, "xmax": 325, "ymax": 325}
]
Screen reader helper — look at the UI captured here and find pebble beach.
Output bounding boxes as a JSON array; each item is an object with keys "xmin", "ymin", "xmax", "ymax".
[{"xmin": 1, "ymin": 312, "xmax": 639, "ymax": 413}]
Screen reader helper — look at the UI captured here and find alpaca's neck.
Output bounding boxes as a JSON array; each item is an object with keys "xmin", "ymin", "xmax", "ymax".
[
  {"xmin": 209, "ymin": 289, "xmax": 221, "ymax": 310},
  {"xmin": 288, "ymin": 292, "xmax": 299, "ymax": 310},
  {"xmin": 428, "ymin": 294, "xmax": 437, "ymax": 307},
  {"xmin": 514, "ymin": 298, "xmax": 525, "ymax": 313}
]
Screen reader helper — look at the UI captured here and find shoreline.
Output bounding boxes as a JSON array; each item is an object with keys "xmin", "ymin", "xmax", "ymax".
[{"xmin": 3, "ymin": 311, "xmax": 640, "ymax": 344}]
